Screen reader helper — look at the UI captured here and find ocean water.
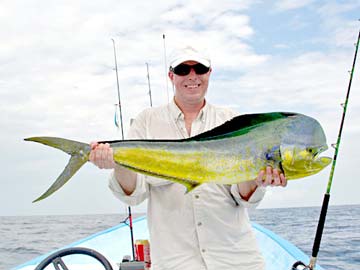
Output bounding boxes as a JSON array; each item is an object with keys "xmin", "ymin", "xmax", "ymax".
[{"xmin": 1, "ymin": 205, "xmax": 359, "ymax": 270}]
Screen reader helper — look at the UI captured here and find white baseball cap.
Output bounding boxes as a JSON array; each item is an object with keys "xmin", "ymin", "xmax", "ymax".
[{"xmin": 169, "ymin": 45, "xmax": 211, "ymax": 68}]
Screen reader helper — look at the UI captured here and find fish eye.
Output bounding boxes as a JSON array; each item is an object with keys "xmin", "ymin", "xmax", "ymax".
[{"xmin": 306, "ymin": 147, "xmax": 320, "ymax": 157}]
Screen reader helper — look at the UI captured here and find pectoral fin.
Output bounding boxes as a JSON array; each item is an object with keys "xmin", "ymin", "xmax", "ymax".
[{"xmin": 183, "ymin": 182, "xmax": 201, "ymax": 193}]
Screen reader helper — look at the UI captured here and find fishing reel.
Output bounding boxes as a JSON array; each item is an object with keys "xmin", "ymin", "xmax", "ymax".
[{"xmin": 291, "ymin": 261, "xmax": 312, "ymax": 270}]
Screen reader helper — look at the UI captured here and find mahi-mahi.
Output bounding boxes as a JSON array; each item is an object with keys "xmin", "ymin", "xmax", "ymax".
[{"xmin": 25, "ymin": 112, "xmax": 331, "ymax": 202}]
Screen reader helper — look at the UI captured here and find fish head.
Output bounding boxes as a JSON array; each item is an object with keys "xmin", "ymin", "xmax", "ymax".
[
  {"xmin": 280, "ymin": 144, "xmax": 332, "ymax": 179},
  {"xmin": 279, "ymin": 114, "xmax": 332, "ymax": 179}
]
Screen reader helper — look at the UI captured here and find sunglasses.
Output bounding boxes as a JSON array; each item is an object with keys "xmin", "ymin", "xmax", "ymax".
[{"xmin": 170, "ymin": 63, "xmax": 210, "ymax": 76}]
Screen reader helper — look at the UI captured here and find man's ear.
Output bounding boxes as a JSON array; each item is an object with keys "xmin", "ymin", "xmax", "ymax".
[{"xmin": 168, "ymin": 71, "xmax": 174, "ymax": 81}]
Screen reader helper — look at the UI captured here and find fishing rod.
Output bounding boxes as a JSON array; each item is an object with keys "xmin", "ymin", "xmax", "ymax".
[
  {"xmin": 111, "ymin": 38, "xmax": 136, "ymax": 262},
  {"xmin": 292, "ymin": 28, "xmax": 360, "ymax": 270},
  {"xmin": 146, "ymin": 62, "xmax": 153, "ymax": 107},
  {"xmin": 163, "ymin": 34, "xmax": 170, "ymax": 102},
  {"xmin": 112, "ymin": 39, "xmax": 125, "ymax": 139}
]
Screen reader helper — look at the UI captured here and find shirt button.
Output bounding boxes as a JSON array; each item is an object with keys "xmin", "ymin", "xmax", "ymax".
[
  {"xmin": 195, "ymin": 195, "xmax": 199, "ymax": 199},
  {"xmin": 201, "ymin": 249, "xmax": 206, "ymax": 253},
  {"xmin": 197, "ymin": 222, "xmax": 202, "ymax": 226}
]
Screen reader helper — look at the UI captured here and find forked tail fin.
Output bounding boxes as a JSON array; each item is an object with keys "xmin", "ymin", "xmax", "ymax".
[{"xmin": 24, "ymin": 137, "xmax": 91, "ymax": 202}]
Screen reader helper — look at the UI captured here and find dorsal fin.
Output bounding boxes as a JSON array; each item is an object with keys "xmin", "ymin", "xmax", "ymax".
[
  {"xmin": 187, "ymin": 112, "xmax": 296, "ymax": 141},
  {"xmin": 100, "ymin": 112, "xmax": 297, "ymax": 144}
]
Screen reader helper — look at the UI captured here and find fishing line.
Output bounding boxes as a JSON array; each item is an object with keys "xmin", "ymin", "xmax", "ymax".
[{"xmin": 292, "ymin": 27, "xmax": 360, "ymax": 270}]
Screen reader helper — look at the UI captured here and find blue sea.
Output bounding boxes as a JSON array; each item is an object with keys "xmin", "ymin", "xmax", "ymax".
[{"xmin": 1, "ymin": 205, "xmax": 359, "ymax": 270}]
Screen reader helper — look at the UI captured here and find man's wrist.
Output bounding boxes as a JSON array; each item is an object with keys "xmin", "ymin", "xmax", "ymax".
[{"xmin": 238, "ymin": 181, "xmax": 258, "ymax": 201}]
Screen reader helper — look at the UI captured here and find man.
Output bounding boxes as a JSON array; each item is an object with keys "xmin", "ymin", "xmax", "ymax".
[{"xmin": 90, "ymin": 45, "xmax": 287, "ymax": 270}]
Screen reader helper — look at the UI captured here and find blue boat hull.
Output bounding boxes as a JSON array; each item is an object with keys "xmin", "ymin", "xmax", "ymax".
[{"xmin": 14, "ymin": 216, "xmax": 323, "ymax": 270}]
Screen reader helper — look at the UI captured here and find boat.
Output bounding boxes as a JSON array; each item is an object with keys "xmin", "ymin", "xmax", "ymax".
[{"xmin": 14, "ymin": 215, "xmax": 323, "ymax": 270}]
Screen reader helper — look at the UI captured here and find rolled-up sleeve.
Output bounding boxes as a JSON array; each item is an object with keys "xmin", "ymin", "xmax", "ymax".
[
  {"xmin": 230, "ymin": 184, "xmax": 266, "ymax": 209},
  {"xmin": 108, "ymin": 171, "xmax": 149, "ymax": 206},
  {"xmin": 108, "ymin": 109, "xmax": 150, "ymax": 206}
]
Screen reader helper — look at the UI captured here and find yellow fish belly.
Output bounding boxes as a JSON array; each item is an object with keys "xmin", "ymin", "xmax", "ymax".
[{"xmin": 113, "ymin": 146, "xmax": 257, "ymax": 186}]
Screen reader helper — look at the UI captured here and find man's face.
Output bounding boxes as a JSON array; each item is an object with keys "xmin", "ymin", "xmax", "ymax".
[{"xmin": 169, "ymin": 60, "xmax": 211, "ymax": 106}]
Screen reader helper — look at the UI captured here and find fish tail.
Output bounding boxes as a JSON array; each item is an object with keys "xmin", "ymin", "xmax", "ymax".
[{"xmin": 24, "ymin": 137, "xmax": 91, "ymax": 202}]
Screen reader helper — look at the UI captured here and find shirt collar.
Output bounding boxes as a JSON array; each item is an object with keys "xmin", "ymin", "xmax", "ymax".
[{"xmin": 168, "ymin": 98, "xmax": 208, "ymax": 123}]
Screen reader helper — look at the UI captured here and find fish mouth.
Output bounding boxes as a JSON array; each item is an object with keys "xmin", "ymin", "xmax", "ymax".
[
  {"xmin": 315, "ymin": 156, "xmax": 332, "ymax": 167},
  {"xmin": 311, "ymin": 145, "xmax": 328, "ymax": 158},
  {"xmin": 310, "ymin": 146, "xmax": 330, "ymax": 164},
  {"xmin": 280, "ymin": 144, "xmax": 332, "ymax": 179},
  {"xmin": 312, "ymin": 145, "xmax": 332, "ymax": 168}
]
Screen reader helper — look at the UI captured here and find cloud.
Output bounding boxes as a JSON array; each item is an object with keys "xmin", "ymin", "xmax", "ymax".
[{"xmin": 316, "ymin": 1, "xmax": 360, "ymax": 47}]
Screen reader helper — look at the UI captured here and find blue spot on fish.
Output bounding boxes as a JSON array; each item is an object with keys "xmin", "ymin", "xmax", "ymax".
[{"xmin": 265, "ymin": 146, "xmax": 280, "ymax": 160}]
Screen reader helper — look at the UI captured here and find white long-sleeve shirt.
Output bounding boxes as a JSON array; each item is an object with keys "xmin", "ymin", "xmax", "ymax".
[{"xmin": 109, "ymin": 100, "xmax": 266, "ymax": 270}]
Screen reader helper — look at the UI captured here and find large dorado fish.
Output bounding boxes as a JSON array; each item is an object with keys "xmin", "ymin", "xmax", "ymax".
[{"xmin": 25, "ymin": 112, "xmax": 331, "ymax": 202}]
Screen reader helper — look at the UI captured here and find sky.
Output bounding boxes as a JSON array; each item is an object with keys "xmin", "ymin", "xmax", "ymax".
[{"xmin": 1, "ymin": 0, "xmax": 360, "ymax": 216}]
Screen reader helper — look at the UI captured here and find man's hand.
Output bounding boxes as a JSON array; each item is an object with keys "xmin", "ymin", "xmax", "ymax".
[
  {"xmin": 89, "ymin": 142, "xmax": 116, "ymax": 169},
  {"xmin": 238, "ymin": 166, "xmax": 287, "ymax": 201},
  {"xmin": 89, "ymin": 142, "xmax": 137, "ymax": 195},
  {"xmin": 255, "ymin": 166, "xmax": 287, "ymax": 187}
]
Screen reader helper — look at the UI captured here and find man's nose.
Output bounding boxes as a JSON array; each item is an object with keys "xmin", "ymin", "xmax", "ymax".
[{"xmin": 188, "ymin": 67, "xmax": 197, "ymax": 77}]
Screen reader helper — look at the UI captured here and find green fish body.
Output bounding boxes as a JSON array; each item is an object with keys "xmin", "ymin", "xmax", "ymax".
[{"xmin": 25, "ymin": 112, "xmax": 331, "ymax": 202}]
